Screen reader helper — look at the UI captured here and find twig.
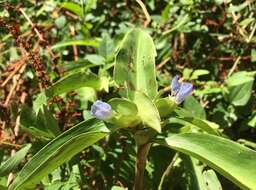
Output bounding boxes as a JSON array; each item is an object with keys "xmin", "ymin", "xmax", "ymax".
[
  {"xmin": 19, "ymin": 7, "xmax": 57, "ymax": 59},
  {"xmin": 3, "ymin": 63, "xmax": 27, "ymax": 107},
  {"xmin": 157, "ymin": 57, "xmax": 171, "ymax": 70},
  {"xmin": 69, "ymin": 25, "xmax": 78, "ymax": 61},
  {"xmin": 65, "ymin": 10, "xmax": 79, "ymax": 20},
  {"xmin": 247, "ymin": 23, "xmax": 256, "ymax": 43},
  {"xmin": 207, "ymin": 55, "xmax": 250, "ymax": 61},
  {"xmin": 3, "ymin": 76, "xmax": 18, "ymax": 107},
  {"xmin": 19, "ymin": 8, "xmax": 44, "ymax": 42},
  {"xmin": 0, "ymin": 141, "xmax": 22, "ymax": 148},
  {"xmin": 14, "ymin": 92, "xmax": 26, "ymax": 137},
  {"xmin": 136, "ymin": 0, "xmax": 151, "ymax": 27},
  {"xmin": 228, "ymin": 56, "xmax": 241, "ymax": 77},
  {"xmin": 158, "ymin": 153, "xmax": 179, "ymax": 190},
  {"xmin": 1, "ymin": 58, "xmax": 27, "ymax": 87}
]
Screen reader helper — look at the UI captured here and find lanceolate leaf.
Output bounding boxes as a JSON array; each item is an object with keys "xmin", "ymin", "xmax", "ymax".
[
  {"xmin": 60, "ymin": 2, "xmax": 83, "ymax": 17},
  {"xmin": 0, "ymin": 144, "xmax": 31, "ymax": 176},
  {"xmin": 167, "ymin": 117, "xmax": 220, "ymax": 136},
  {"xmin": 114, "ymin": 28, "xmax": 157, "ymax": 99},
  {"xmin": 10, "ymin": 119, "xmax": 110, "ymax": 190},
  {"xmin": 51, "ymin": 39, "xmax": 99, "ymax": 49},
  {"xmin": 163, "ymin": 133, "xmax": 256, "ymax": 190},
  {"xmin": 181, "ymin": 155, "xmax": 222, "ymax": 190},
  {"xmin": 45, "ymin": 71, "xmax": 102, "ymax": 98}
]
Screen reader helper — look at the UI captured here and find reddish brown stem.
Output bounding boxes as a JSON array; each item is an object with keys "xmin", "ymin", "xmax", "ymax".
[{"xmin": 133, "ymin": 142, "xmax": 151, "ymax": 190}]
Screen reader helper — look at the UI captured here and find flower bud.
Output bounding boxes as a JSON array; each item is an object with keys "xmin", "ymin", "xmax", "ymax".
[{"xmin": 91, "ymin": 100, "xmax": 113, "ymax": 120}]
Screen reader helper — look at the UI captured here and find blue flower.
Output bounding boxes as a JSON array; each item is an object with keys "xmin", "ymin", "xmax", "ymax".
[
  {"xmin": 175, "ymin": 82, "xmax": 193, "ymax": 104},
  {"xmin": 171, "ymin": 75, "xmax": 181, "ymax": 95},
  {"xmin": 170, "ymin": 75, "xmax": 193, "ymax": 104},
  {"xmin": 91, "ymin": 100, "xmax": 113, "ymax": 120}
]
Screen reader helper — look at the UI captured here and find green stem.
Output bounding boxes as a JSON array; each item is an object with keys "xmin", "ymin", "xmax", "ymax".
[
  {"xmin": 158, "ymin": 153, "xmax": 179, "ymax": 190},
  {"xmin": 133, "ymin": 142, "xmax": 151, "ymax": 190}
]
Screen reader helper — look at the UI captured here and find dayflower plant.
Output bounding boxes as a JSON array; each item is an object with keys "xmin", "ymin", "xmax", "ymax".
[{"xmin": 10, "ymin": 28, "xmax": 256, "ymax": 190}]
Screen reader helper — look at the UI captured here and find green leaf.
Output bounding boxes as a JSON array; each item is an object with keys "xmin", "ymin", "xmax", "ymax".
[
  {"xmin": 10, "ymin": 119, "xmax": 110, "ymax": 190},
  {"xmin": 60, "ymin": 2, "xmax": 83, "ymax": 17},
  {"xmin": 98, "ymin": 33, "xmax": 115, "ymax": 59},
  {"xmin": 186, "ymin": 117, "xmax": 220, "ymax": 135},
  {"xmin": 85, "ymin": 54, "xmax": 105, "ymax": 65},
  {"xmin": 33, "ymin": 91, "xmax": 47, "ymax": 115},
  {"xmin": 163, "ymin": 14, "xmax": 190, "ymax": 34},
  {"xmin": 163, "ymin": 133, "xmax": 256, "ymax": 190},
  {"xmin": 133, "ymin": 91, "xmax": 161, "ymax": 132},
  {"xmin": 225, "ymin": 72, "xmax": 254, "ymax": 106},
  {"xmin": 58, "ymin": 60, "xmax": 100, "ymax": 73},
  {"xmin": 45, "ymin": 71, "xmax": 102, "ymax": 98},
  {"xmin": 114, "ymin": 28, "xmax": 157, "ymax": 99},
  {"xmin": 240, "ymin": 18, "xmax": 255, "ymax": 28},
  {"xmin": 190, "ymin": 69, "xmax": 210, "ymax": 80},
  {"xmin": 181, "ymin": 155, "xmax": 222, "ymax": 190},
  {"xmin": 111, "ymin": 186, "xmax": 125, "ymax": 190},
  {"xmin": 251, "ymin": 49, "xmax": 256, "ymax": 62},
  {"xmin": 51, "ymin": 39, "xmax": 99, "ymax": 50},
  {"xmin": 39, "ymin": 106, "xmax": 61, "ymax": 136},
  {"xmin": 248, "ymin": 112, "xmax": 256, "ymax": 128},
  {"xmin": 54, "ymin": 16, "xmax": 66, "ymax": 29},
  {"xmin": 203, "ymin": 169, "xmax": 223, "ymax": 190},
  {"xmin": 227, "ymin": 2, "xmax": 248, "ymax": 13},
  {"xmin": 108, "ymin": 98, "xmax": 140, "ymax": 128},
  {"xmin": 167, "ymin": 117, "xmax": 220, "ymax": 135},
  {"xmin": 0, "ymin": 144, "xmax": 31, "ymax": 176},
  {"xmin": 184, "ymin": 96, "xmax": 206, "ymax": 119},
  {"xmin": 21, "ymin": 105, "xmax": 60, "ymax": 140}
]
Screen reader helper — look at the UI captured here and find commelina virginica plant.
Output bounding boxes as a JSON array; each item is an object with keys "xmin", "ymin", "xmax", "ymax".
[{"xmin": 7, "ymin": 28, "xmax": 256, "ymax": 190}]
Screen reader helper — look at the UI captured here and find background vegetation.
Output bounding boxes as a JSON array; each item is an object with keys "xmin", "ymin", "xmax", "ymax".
[{"xmin": 0, "ymin": 0, "xmax": 255, "ymax": 189}]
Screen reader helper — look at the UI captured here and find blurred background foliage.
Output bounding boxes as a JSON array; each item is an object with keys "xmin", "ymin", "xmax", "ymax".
[{"xmin": 0, "ymin": 0, "xmax": 255, "ymax": 189}]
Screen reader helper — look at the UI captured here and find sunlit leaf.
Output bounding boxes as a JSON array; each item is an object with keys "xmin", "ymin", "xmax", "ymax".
[
  {"xmin": 0, "ymin": 144, "xmax": 31, "ymax": 176},
  {"xmin": 10, "ymin": 119, "xmax": 110, "ymax": 190},
  {"xmin": 163, "ymin": 133, "xmax": 256, "ymax": 190},
  {"xmin": 114, "ymin": 28, "xmax": 157, "ymax": 99}
]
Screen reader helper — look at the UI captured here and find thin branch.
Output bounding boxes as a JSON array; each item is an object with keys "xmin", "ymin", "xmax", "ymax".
[
  {"xmin": 157, "ymin": 57, "xmax": 171, "ymax": 70},
  {"xmin": 228, "ymin": 56, "xmax": 241, "ymax": 77},
  {"xmin": 136, "ymin": 0, "xmax": 151, "ymax": 27},
  {"xmin": 3, "ymin": 63, "xmax": 27, "ymax": 107},
  {"xmin": 158, "ymin": 153, "xmax": 179, "ymax": 190},
  {"xmin": 19, "ymin": 8, "xmax": 44, "ymax": 42},
  {"xmin": 247, "ymin": 23, "xmax": 256, "ymax": 43},
  {"xmin": 3, "ymin": 76, "xmax": 18, "ymax": 107},
  {"xmin": 69, "ymin": 25, "xmax": 78, "ymax": 61},
  {"xmin": 1, "ymin": 57, "xmax": 27, "ymax": 87},
  {"xmin": 0, "ymin": 141, "xmax": 22, "ymax": 149},
  {"xmin": 207, "ymin": 55, "xmax": 250, "ymax": 61}
]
